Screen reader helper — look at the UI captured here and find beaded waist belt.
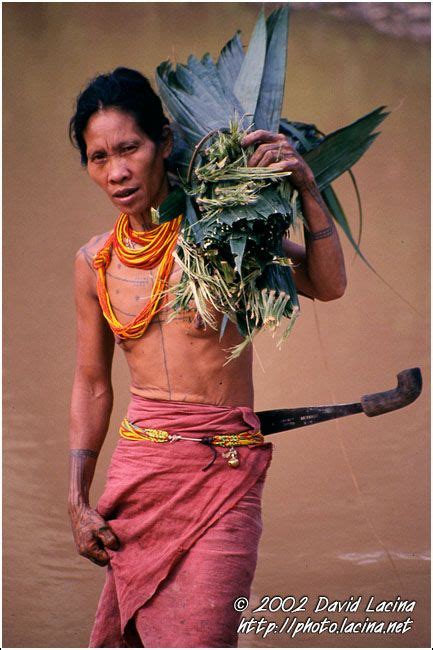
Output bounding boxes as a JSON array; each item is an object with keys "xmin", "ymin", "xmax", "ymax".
[{"xmin": 119, "ymin": 417, "xmax": 264, "ymax": 470}]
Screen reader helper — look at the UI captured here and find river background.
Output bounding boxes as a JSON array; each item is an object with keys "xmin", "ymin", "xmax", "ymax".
[{"xmin": 3, "ymin": 2, "xmax": 430, "ymax": 648}]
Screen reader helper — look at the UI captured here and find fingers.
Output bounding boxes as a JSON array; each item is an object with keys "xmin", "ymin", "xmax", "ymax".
[
  {"xmin": 88, "ymin": 557, "xmax": 108, "ymax": 567},
  {"xmin": 241, "ymin": 131, "xmax": 298, "ymax": 169},
  {"xmin": 241, "ymin": 129, "xmax": 284, "ymax": 147},
  {"xmin": 78, "ymin": 536, "xmax": 110, "ymax": 567},
  {"xmin": 248, "ymin": 144, "xmax": 297, "ymax": 169},
  {"xmin": 97, "ymin": 525, "xmax": 120, "ymax": 551},
  {"xmin": 86, "ymin": 550, "xmax": 109, "ymax": 567},
  {"xmin": 72, "ymin": 507, "xmax": 120, "ymax": 566},
  {"xmin": 247, "ymin": 143, "xmax": 279, "ymax": 167},
  {"xmin": 240, "ymin": 130, "xmax": 315, "ymax": 188},
  {"xmin": 265, "ymin": 160, "xmax": 293, "ymax": 173}
]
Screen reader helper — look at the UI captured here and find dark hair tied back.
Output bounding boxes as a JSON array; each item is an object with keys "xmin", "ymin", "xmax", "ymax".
[{"xmin": 69, "ymin": 67, "xmax": 169, "ymax": 166}]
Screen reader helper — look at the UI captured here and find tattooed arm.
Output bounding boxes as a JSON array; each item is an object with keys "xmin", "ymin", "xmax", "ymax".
[
  {"xmin": 68, "ymin": 245, "xmax": 119, "ymax": 566},
  {"xmin": 282, "ymin": 180, "xmax": 347, "ymax": 301},
  {"xmin": 242, "ymin": 130, "xmax": 347, "ymax": 301}
]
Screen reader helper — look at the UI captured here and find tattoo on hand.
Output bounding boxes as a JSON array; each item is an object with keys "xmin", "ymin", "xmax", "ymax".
[
  {"xmin": 70, "ymin": 504, "xmax": 116, "ymax": 567},
  {"xmin": 309, "ymin": 226, "xmax": 335, "ymax": 241},
  {"xmin": 69, "ymin": 448, "xmax": 119, "ymax": 565}
]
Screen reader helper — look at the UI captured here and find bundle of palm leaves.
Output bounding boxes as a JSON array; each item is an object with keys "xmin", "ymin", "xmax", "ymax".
[{"xmin": 153, "ymin": 5, "xmax": 388, "ymax": 358}]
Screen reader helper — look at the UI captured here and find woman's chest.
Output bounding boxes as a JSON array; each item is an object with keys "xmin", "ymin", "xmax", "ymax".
[
  {"xmin": 105, "ymin": 252, "xmax": 183, "ymax": 323},
  {"xmin": 104, "ymin": 252, "xmax": 242, "ymax": 352}
]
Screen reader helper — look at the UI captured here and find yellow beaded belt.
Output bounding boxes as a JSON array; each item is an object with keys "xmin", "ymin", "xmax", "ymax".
[{"xmin": 119, "ymin": 417, "xmax": 264, "ymax": 470}]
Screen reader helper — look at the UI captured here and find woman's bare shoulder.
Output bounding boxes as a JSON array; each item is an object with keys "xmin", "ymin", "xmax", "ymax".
[{"xmin": 76, "ymin": 230, "xmax": 112, "ymax": 270}]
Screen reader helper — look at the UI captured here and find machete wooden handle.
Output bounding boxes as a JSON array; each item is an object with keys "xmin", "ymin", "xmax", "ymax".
[{"xmin": 360, "ymin": 367, "xmax": 422, "ymax": 417}]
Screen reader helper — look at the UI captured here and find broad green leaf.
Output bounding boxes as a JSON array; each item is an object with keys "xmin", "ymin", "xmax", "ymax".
[
  {"xmin": 322, "ymin": 180, "xmax": 363, "ymax": 252},
  {"xmin": 347, "ymin": 169, "xmax": 364, "ymax": 249},
  {"xmin": 254, "ymin": 6, "xmax": 290, "ymax": 132},
  {"xmin": 185, "ymin": 54, "xmax": 226, "ymax": 105},
  {"xmin": 217, "ymin": 31, "xmax": 244, "ymax": 92},
  {"xmin": 175, "ymin": 62, "xmax": 235, "ymax": 121},
  {"xmin": 310, "ymin": 134, "xmax": 379, "ymax": 190},
  {"xmin": 157, "ymin": 64, "xmax": 221, "ymax": 145},
  {"xmin": 199, "ymin": 53, "xmax": 245, "ymax": 113},
  {"xmin": 230, "ymin": 235, "xmax": 247, "ymax": 274},
  {"xmin": 320, "ymin": 185, "xmax": 374, "ymax": 269},
  {"xmin": 157, "ymin": 187, "xmax": 186, "ymax": 223},
  {"xmin": 279, "ymin": 118, "xmax": 323, "ymax": 155},
  {"xmin": 219, "ymin": 205, "xmax": 253, "ymax": 225},
  {"xmin": 167, "ymin": 125, "xmax": 193, "ymax": 176},
  {"xmin": 156, "ymin": 70, "xmax": 204, "ymax": 145},
  {"xmin": 305, "ymin": 106, "xmax": 388, "ymax": 165},
  {"xmin": 234, "ymin": 10, "xmax": 267, "ymax": 122},
  {"xmin": 279, "ymin": 119, "xmax": 313, "ymax": 150},
  {"xmin": 254, "ymin": 186, "xmax": 290, "ymax": 217},
  {"xmin": 304, "ymin": 107, "xmax": 389, "ymax": 189},
  {"xmin": 158, "ymin": 63, "xmax": 230, "ymax": 130},
  {"xmin": 185, "ymin": 195, "xmax": 204, "ymax": 243},
  {"xmin": 321, "ymin": 185, "xmax": 351, "ymax": 232}
]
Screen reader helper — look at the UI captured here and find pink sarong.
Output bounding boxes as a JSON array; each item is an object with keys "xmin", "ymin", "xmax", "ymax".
[{"xmin": 89, "ymin": 396, "xmax": 273, "ymax": 648}]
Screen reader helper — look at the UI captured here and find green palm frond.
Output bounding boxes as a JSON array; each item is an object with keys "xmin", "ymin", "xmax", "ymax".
[
  {"xmin": 304, "ymin": 106, "xmax": 389, "ymax": 189},
  {"xmin": 216, "ymin": 31, "xmax": 244, "ymax": 91},
  {"xmin": 154, "ymin": 6, "xmax": 389, "ymax": 359},
  {"xmin": 254, "ymin": 6, "xmax": 290, "ymax": 132},
  {"xmin": 233, "ymin": 10, "xmax": 267, "ymax": 123}
]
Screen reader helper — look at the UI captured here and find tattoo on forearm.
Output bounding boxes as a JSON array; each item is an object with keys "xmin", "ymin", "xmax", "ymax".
[
  {"xmin": 70, "ymin": 449, "xmax": 98, "ymax": 459},
  {"xmin": 69, "ymin": 446, "xmax": 118, "ymax": 565},
  {"xmin": 299, "ymin": 182, "xmax": 337, "ymax": 242},
  {"xmin": 69, "ymin": 449, "xmax": 98, "ymax": 506},
  {"xmin": 309, "ymin": 226, "xmax": 335, "ymax": 241},
  {"xmin": 301, "ymin": 182, "xmax": 329, "ymax": 213}
]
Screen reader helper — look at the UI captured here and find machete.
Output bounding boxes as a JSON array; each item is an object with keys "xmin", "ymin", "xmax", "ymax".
[{"xmin": 256, "ymin": 368, "xmax": 422, "ymax": 436}]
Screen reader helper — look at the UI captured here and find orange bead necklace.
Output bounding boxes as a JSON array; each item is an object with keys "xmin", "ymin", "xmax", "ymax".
[{"xmin": 93, "ymin": 212, "xmax": 183, "ymax": 339}]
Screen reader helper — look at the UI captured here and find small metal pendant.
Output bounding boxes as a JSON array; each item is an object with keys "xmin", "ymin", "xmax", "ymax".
[{"xmin": 223, "ymin": 446, "xmax": 240, "ymax": 468}]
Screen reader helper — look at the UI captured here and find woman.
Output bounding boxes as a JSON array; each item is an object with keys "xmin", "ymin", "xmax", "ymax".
[{"xmin": 68, "ymin": 67, "xmax": 346, "ymax": 647}]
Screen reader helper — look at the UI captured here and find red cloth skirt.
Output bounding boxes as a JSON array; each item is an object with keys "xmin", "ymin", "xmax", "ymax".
[{"xmin": 89, "ymin": 396, "xmax": 273, "ymax": 648}]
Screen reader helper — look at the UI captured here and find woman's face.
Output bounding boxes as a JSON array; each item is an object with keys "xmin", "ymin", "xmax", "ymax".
[{"xmin": 84, "ymin": 107, "xmax": 172, "ymax": 227}]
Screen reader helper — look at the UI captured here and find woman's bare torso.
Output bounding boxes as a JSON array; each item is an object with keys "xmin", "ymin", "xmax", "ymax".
[{"xmin": 85, "ymin": 231, "xmax": 254, "ymax": 408}]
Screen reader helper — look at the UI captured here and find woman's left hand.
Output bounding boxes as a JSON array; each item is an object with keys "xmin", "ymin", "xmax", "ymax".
[{"xmin": 241, "ymin": 130, "xmax": 315, "ymax": 192}]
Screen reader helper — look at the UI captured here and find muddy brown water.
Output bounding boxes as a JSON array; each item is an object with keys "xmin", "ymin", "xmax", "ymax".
[{"xmin": 3, "ymin": 3, "xmax": 429, "ymax": 648}]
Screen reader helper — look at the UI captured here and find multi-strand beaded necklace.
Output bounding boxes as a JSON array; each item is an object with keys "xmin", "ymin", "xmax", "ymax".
[{"xmin": 93, "ymin": 212, "xmax": 183, "ymax": 339}]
